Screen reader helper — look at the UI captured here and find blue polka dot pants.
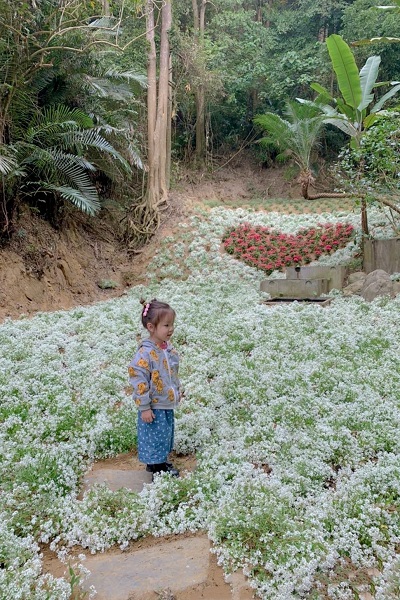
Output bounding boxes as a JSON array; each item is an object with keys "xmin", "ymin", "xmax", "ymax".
[{"xmin": 137, "ymin": 409, "xmax": 175, "ymax": 464}]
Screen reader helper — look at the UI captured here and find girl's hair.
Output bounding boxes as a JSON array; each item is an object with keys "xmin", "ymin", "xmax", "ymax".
[{"xmin": 140, "ymin": 298, "xmax": 175, "ymax": 328}]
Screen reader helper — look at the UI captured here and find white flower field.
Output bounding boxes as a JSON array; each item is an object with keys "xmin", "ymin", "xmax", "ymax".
[{"xmin": 1, "ymin": 206, "xmax": 400, "ymax": 599}]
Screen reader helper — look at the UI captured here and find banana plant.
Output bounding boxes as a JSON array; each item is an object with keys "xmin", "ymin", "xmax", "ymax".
[
  {"xmin": 298, "ymin": 33, "xmax": 400, "ymax": 235},
  {"xmin": 298, "ymin": 34, "xmax": 400, "ymax": 148}
]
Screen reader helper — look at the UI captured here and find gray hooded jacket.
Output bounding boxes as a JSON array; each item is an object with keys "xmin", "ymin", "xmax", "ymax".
[{"xmin": 128, "ymin": 339, "xmax": 180, "ymax": 411}]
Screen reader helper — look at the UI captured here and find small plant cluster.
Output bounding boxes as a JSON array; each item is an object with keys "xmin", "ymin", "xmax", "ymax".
[{"xmin": 222, "ymin": 221, "xmax": 355, "ymax": 274}]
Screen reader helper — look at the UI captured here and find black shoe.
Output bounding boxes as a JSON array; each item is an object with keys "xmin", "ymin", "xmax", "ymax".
[
  {"xmin": 146, "ymin": 462, "xmax": 179, "ymax": 477},
  {"xmin": 164, "ymin": 462, "xmax": 180, "ymax": 477}
]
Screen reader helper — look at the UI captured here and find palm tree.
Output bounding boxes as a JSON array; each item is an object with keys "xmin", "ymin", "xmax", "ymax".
[
  {"xmin": 11, "ymin": 104, "xmax": 131, "ymax": 216},
  {"xmin": 254, "ymin": 101, "xmax": 345, "ymax": 200}
]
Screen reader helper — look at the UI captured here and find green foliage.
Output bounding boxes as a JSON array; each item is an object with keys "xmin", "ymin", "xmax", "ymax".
[
  {"xmin": 300, "ymin": 34, "xmax": 400, "ymax": 148},
  {"xmin": 0, "ymin": 0, "xmax": 146, "ymax": 230},
  {"xmin": 337, "ymin": 110, "xmax": 400, "ymax": 191},
  {"xmin": 342, "ymin": 0, "xmax": 400, "ymax": 60},
  {"xmin": 13, "ymin": 104, "xmax": 131, "ymax": 215},
  {"xmin": 254, "ymin": 101, "xmax": 325, "ymax": 172},
  {"xmin": 335, "ymin": 109, "xmax": 400, "ymax": 233}
]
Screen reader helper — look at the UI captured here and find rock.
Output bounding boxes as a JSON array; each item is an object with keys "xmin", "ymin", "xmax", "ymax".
[
  {"xmin": 393, "ymin": 281, "xmax": 400, "ymax": 296},
  {"xmin": 363, "ymin": 269, "xmax": 391, "ymax": 287},
  {"xmin": 347, "ymin": 271, "xmax": 366, "ymax": 284},
  {"xmin": 342, "ymin": 281, "xmax": 364, "ymax": 296},
  {"xmin": 360, "ymin": 269, "xmax": 395, "ymax": 302}
]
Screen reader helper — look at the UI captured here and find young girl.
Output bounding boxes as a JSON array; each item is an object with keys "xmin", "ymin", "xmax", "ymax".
[{"xmin": 128, "ymin": 298, "xmax": 181, "ymax": 479}]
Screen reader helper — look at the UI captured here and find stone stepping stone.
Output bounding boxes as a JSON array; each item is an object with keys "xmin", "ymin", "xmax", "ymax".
[
  {"xmin": 82, "ymin": 468, "xmax": 152, "ymax": 494},
  {"xmin": 81, "ymin": 536, "xmax": 210, "ymax": 599}
]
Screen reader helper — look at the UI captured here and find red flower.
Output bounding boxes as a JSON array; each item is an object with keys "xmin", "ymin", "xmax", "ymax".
[{"xmin": 222, "ymin": 221, "xmax": 354, "ymax": 274}]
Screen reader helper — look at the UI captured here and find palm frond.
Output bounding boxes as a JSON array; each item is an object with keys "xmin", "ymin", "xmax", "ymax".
[
  {"xmin": 254, "ymin": 102, "xmax": 325, "ymax": 172},
  {"xmin": 83, "ymin": 76, "xmax": 137, "ymax": 102},
  {"xmin": 58, "ymin": 129, "xmax": 131, "ymax": 171},
  {"xmin": 0, "ymin": 147, "xmax": 17, "ymax": 175},
  {"xmin": 48, "ymin": 150, "xmax": 98, "ymax": 195},
  {"xmin": 42, "ymin": 184, "xmax": 100, "ymax": 215},
  {"xmin": 254, "ymin": 113, "xmax": 293, "ymax": 151},
  {"xmin": 127, "ymin": 142, "xmax": 144, "ymax": 170},
  {"xmin": 104, "ymin": 68, "xmax": 147, "ymax": 88},
  {"xmin": 87, "ymin": 16, "xmax": 119, "ymax": 30},
  {"xmin": 36, "ymin": 105, "xmax": 94, "ymax": 129},
  {"xmin": 18, "ymin": 146, "xmax": 99, "ymax": 211}
]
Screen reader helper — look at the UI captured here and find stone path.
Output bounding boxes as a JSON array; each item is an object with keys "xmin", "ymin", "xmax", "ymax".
[
  {"xmin": 81, "ymin": 536, "xmax": 210, "ymax": 600},
  {"xmin": 44, "ymin": 459, "xmax": 254, "ymax": 600},
  {"xmin": 82, "ymin": 466, "xmax": 152, "ymax": 493},
  {"xmin": 44, "ymin": 461, "xmax": 376, "ymax": 600}
]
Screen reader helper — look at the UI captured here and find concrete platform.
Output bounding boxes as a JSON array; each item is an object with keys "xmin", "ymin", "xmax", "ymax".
[
  {"xmin": 260, "ymin": 277, "xmax": 329, "ymax": 298},
  {"xmin": 285, "ymin": 265, "xmax": 348, "ymax": 290}
]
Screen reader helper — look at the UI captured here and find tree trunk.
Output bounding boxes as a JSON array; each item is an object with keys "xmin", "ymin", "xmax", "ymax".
[
  {"xmin": 361, "ymin": 197, "xmax": 369, "ymax": 236},
  {"xmin": 145, "ymin": 0, "xmax": 172, "ymax": 207},
  {"xmin": 299, "ymin": 170, "xmax": 348, "ymax": 200},
  {"xmin": 126, "ymin": 0, "xmax": 172, "ymax": 248},
  {"xmin": 195, "ymin": 85, "xmax": 206, "ymax": 159},
  {"xmin": 193, "ymin": 0, "xmax": 207, "ymax": 163},
  {"xmin": 154, "ymin": 0, "xmax": 171, "ymax": 203},
  {"xmin": 166, "ymin": 54, "xmax": 173, "ymax": 189},
  {"xmin": 102, "ymin": 0, "xmax": 110, "ymax": 16},
  {"xmin": 146, "ymin": 0, "xmax": 159, "ymax": 207}
]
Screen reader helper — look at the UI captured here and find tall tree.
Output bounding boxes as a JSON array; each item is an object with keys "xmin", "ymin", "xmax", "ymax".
[
  {"xmin": 146, "ymin": 0, "xmax": 172, "ymax": 206},
  {"xmin": 192, "ymin": 0, "xmax": 208, "ymax": 162},
  {"xmin": 125, "ymin": 0, "xmax": 172, "ymax": 249}
]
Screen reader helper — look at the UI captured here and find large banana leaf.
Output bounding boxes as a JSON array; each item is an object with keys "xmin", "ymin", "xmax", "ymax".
[
  {"xmin": 354, "ymin": 36, "xmax": 400, "ymax": 45},
  {"xmin": 322, "ymin": 118, "xmax": 358, "ymax": 138},
  {"xmin": 371, "ymin": 83, "xmax": 400, "ymax": 112},
  {"xmin": 310, "ymin": 83, "xmax": 333, "ymax": 102},
  {"xmin": 358, "ymin": 56, "xmax": 381, "ymax": 111},
  {"xmin": 377, "ymin": 0, "xmax": 400, "ymax": 8},
  {"xmin": 326, "ymin": 34, "xmax": 362, "ymax": 109}
]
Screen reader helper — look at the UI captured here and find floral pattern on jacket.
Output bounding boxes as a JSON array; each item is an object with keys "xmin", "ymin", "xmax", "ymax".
[{"xmin": 128, "ymin": 339, "xmax": 180, "ymax": 411}]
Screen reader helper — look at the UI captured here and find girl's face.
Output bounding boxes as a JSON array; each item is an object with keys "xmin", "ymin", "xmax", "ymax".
[{"xmin": 147, "ymin": 311, "xmax": 175, "ymax": 346}]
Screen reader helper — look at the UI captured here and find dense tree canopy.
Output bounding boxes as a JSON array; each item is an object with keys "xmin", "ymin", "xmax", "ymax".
[{"xmin": 1, "ymin": 0, "xmax": 400, "ymax": 238}]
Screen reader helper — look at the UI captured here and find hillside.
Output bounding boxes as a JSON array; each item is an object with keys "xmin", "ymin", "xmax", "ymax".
[{"xmin": 0, "ymin": 158, "xmax": 344, "ymax": 322}]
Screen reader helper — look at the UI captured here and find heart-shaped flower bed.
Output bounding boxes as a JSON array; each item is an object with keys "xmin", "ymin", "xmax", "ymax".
[{"xmin": 222, "ymin": 222, "xmax": 355, "ymax": 274}]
